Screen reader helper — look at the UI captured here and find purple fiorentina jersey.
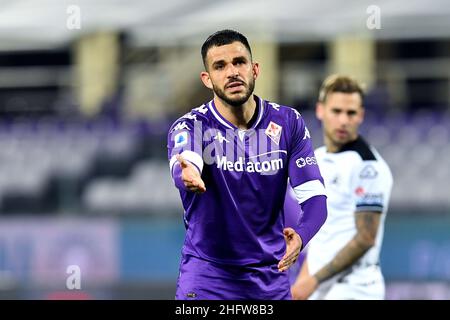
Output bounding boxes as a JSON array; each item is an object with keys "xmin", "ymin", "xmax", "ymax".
[{"xmin": 168, "ymin": 96, "xmax": 323, "ymax": 267}]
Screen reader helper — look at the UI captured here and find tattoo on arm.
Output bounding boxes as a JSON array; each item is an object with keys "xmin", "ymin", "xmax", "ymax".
[{"xmin": 314, "ymin": 211, "xmax": 381, "ymax": 284}]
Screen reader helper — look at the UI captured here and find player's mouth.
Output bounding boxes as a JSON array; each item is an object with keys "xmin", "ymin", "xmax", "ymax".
[
  {"xmin": 335, "ymin": 129, "xmax": 349, "ymax": 139},
  {"xmin": 226, "ymin": 81, "xmax": 245, "ymax": 90}
]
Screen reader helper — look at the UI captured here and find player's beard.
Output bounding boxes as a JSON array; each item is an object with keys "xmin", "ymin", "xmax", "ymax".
[
  {"xmin": 213, "ymin": 77, "xmax": 255, "ymax": 107},
  {"xmin": 325, "ymin": 127, "xmax": 351, "ymax": 150}
]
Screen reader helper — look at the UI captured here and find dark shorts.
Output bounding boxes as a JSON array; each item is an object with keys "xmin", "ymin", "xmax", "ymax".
[{"xmin": 175, "ymin": 254, "xmax": 292, "ymax": 300}]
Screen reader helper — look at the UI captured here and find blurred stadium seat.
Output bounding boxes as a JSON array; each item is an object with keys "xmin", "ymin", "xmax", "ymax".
[{"xmin": 0, "ymin": 110, "xmax": 448, "ymax": 214}]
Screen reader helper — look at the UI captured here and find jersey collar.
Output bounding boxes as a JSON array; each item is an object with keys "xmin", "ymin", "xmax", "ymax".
[{"xmin": 208, "ymin": 95, "xmax": 265, "ymax": 131}]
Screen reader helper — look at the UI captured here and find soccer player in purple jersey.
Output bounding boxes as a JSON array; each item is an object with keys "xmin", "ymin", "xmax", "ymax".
[{"xmin": 167, "ymin": 29, "xmax": 328, "ymax": 300}]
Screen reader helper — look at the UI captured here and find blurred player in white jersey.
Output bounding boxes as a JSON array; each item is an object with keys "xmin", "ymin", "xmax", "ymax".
[{"xmin": 289, "ymin": 75, "xmax": 393, "ymax": 300}]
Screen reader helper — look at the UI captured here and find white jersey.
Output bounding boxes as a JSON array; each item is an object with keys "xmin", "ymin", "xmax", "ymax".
[{"xmin": 307, "ymin": 136, "xmax": 393, "ymax": 297}]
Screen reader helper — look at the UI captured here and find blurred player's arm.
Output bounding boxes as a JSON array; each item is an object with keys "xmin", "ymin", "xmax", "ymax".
[
  {"xmin": 291, "ymin": 211, "xmax": 380, "ymax": 299},
  {"xmin": 291, "ymin": 255, "xmax": 312, "ymax": 300},
  {"xmin": 315, "ymin": 211, "xmax": 380, "ymax": 282}
]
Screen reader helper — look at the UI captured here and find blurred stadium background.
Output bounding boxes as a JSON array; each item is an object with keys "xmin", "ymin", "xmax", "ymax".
[{"xmin": 0, "ymin": 0, "xmax": 449, "ymax": 299}]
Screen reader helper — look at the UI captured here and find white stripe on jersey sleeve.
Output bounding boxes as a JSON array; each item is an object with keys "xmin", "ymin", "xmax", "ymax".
[
  {"xmin": 169, "ymin": 150, "xmax": 204, "ymax": 174},
  {"xmin": 356, "ymin": 204, "xmax": 384, "ymax": 213},
  {"xmin": 292, "ymin": 180, "xmax": 327, "ymax": 204}
]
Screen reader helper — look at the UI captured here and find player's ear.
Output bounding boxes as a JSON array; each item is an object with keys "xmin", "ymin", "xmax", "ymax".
[
  {"xmin": 316, "ymin": 102, "xmax": 324, "ymax": 120},
  {"xmin": 252, "ymin": 62, "xmax": 260, "ymax": 80},
  {"xmin": 200, "ymin": 71, "xmax": 213, "ymax": 90},
  {"xmin": 359, "ymin": 106, "xmax": 365, "ymax": 124}
]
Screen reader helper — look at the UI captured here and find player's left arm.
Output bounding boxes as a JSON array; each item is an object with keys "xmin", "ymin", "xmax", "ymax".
[
  {"xmin": 313, "ymin": 210, "xmax": 381, "ymax": 284},
  {"xmin": 303, "ymin": 161, "xmax": 392, "ymax": 297},
  {"xmin": 278, "ymin": 227, "xmax": 302, "ymax": 272},
  {"xmin": 279, "ymin": 109, "xmax": 328, "ymax": 272},
  {"xmin": 278, "ymin": 195, "xmax": 328, "ymax": 272},
  {"xmin": 291, "ymin": 211, "xmax": 380, "ymax": 299}
]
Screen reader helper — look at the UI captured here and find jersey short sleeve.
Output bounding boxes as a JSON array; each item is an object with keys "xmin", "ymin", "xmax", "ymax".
[
  {"xmin": 167, "ymin": 114, "xmax": 204, "ymax": 174},
  {"xmin": 287, "ymin": 109, "xmax": 324, "ymax": 188},
  {"xmin": 352, "ymin": 161, "xmax": 393, "ymax": 213}
]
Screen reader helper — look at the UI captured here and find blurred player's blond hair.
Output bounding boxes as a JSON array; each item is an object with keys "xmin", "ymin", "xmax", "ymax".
[{"xmin": 318, "ymin": 74, "xmax": 366, "ymax": 104}]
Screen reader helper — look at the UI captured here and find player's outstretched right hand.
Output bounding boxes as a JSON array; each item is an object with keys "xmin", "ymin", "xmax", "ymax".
[{"xmin": 176, "ymin": 154, "xmax": 206, "ymax": 193}]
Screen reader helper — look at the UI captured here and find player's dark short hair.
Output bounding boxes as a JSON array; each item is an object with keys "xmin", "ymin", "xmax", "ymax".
[
  {"xmin": 318, "ymin": 74, "xmax": 365, "ymax": 105},
  {"xmin": 201, "ymin": 29, "xmax": 252, "ymax": 69}
]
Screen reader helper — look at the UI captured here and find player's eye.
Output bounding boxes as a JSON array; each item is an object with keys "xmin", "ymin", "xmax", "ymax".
[{"xmin": 234, "ymin": 58, "xmax": 246, "ymax": 66}]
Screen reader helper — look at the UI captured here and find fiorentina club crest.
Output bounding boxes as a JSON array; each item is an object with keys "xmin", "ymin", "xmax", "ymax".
[{"xmin": 265, "ymin": 121, "xmax": 282, "ymax": 145}]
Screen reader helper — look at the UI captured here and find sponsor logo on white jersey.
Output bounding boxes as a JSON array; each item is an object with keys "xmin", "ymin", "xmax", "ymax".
[
  {"xmin": 265, "ymin": 121, "xmax": 282, "ymax": 145},
  {"xmin": 355, "ymin": 186, "xmax": 365, "ymax": 196},
  {"xmin": 360, "ymin": 165, "xmax": 378, "ymax": 179},
  {"xmin": 296, "ymin": 156, "xmax": 317, "ymax": 168},
  {"xmin": 358, "ymin": 192, "xmax": 384, "ymax": 203}
]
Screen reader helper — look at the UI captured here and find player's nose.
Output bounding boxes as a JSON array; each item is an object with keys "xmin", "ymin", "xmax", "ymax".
[
  {"xmin": 338, "ymin": 113, "xmax": 350, "ymax": 125},
  {"xmin": 226, "ymin": 64, "xmax": 239, "ymax": 77}
]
